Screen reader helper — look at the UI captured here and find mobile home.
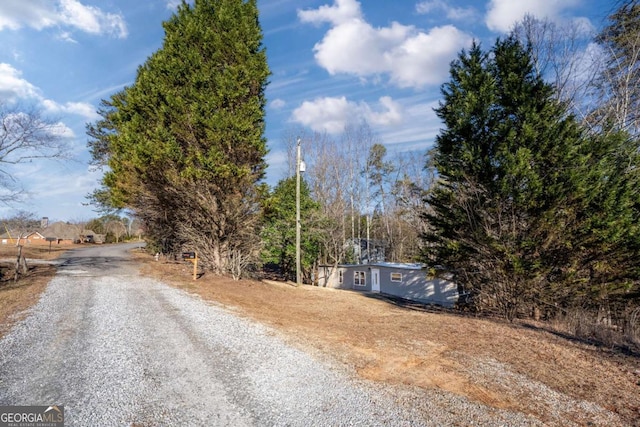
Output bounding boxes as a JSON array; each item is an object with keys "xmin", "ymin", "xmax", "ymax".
[{"xmin": 318, "ymin": 263, "xmax": 459, "ymax": 307}]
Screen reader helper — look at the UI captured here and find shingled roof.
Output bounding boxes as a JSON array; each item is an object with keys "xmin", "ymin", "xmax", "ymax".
[{"xmin": 42, "ymin": 222, "xmax": 81, "ymax": 241}]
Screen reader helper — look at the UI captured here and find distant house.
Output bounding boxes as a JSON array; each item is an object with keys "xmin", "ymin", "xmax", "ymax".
[
  {"xmin": 318, "ymin": 263, "xmax": 459, "ymax": 308},
  {"xmin": 0, "ymin": 230, "xmax": 45, "ymax": 245},
  {"xmin": 23, "ymin": 231, "xmax": 46, "ymax": 244},
  {"xmin": 41, "ymin": 222, "xmax": 77, "ymax": 244},
  {"xmin": 344, "ymin": 238, "xmax": 386, "ymax": 264},
  {"xmin": 41, "ymin": 222, "xmax": 97, "ymax": 244}
]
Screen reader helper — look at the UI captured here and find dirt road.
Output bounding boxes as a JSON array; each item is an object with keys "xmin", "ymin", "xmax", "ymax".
[{"xmin": 0, "ymin": 244, "xmax": 454, "ymax": 425}]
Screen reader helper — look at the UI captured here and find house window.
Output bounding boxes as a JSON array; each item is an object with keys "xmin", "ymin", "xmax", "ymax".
[
  {"xmin": 354, "ymin": 271, "xmax": 366, "ymax": 287},
  {"xmin": 390, "ymin": 272, "xmax": 403, "ymax": 283},
  {"xmin": 338, "ymin": 270, "xmax": 344, "ymax": 284}
]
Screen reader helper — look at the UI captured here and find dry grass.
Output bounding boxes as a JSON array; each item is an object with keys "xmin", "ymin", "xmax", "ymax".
[
  {"xmin": 549, "ymin": 308, "xmax": 640, "ymax": 349},
  {"xmin": 0, "ymin": 243, "xmax": 71, "ymax": 261},
  {"xmin": 138, "ymin": 253, "xmax": 640, "ymax": 426},
  {"xmin": 0, "ymin": 244, "xmax": 77, "ymax": 338},
  {"xmin": 0, "ymin": 266, "xmax": 57, "ymax": 338}
]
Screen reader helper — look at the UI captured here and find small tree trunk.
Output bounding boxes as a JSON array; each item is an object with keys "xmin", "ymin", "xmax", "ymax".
[
  {"xmin": 14, "ymin": 245, "xmax": 29, "ymax": 282},
  {"xmin": 21, "ymin": 254, "xmax": 28, "ymax": 275},
  {"xmin": 14, "ymin": 245, "xmax": 22, "ymax": 282}
]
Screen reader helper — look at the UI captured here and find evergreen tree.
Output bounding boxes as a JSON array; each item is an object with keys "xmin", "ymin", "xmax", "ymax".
[
  {"xmin": 423, "ymin": 37, "xmax": 588, "ymax": 320},
  {"xmin": 87, "ymin": 0, "xmax": 269, "ymax": 276},
  {"xmin": 563, "ymin": 130, "xmax": 640, "ymax": 312},
  {"xmin": 260, "ymin": 177, "xmax": 320, "ymax": 282}
]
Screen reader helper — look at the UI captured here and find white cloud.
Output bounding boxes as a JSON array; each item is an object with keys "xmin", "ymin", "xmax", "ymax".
[
  {"xmin": 292, "ymin": 96, "xmax": 353, "ymax": 134},
  {"xmin": 312, "ymin": 19, "xmax": 405, "ymax": 76},
  {"xmin": 416, "ymin": 0, "xmax": 477, "ymax": 21},
  {"xmin": 18, "ymin": 164, "xmax": 98, "ymax": 192},
  {"xmin": 0, "ymin": 63, "xmax": 40, "ymax": 101},
  {"xmin": 265, "ymin": 149, "xmax": 288, "ymax": 179},
  {"xmin": 0, "ymin": 63, "xmax": 97, "ymax": 121},
  {"xmin": 388, "ymin": 25, "xmax": 471, "ymax": 87},
  {"xmin": 42, "ymin": 99, "xmax": 98, "ymax": 120},
  {"xmin": 166, "ymin": 0, "xmax": 184, "ymax": 10},
  {"xmin": 58, "ymin": 31, "xmax": 77, "ymax": 43},
  {"xmin": 368, "ymin": 96, "xmax": 403, "ymax": 127},
  {"xmin": 50, "ymin": 121, "xmax": 75, "ymax": 139},
  {"xmin": 298, "ymin": 0, "xmax": 362, "ymax": 26},
  {"xmin": 1, "ymin": 112, "xmax": 74, "ymax": 146},
  {"xmin": 571, "ymin": 16, "xmax": 596, "ymax": 36},
  {"xmin": 0, "ymin": 0, "xmax": 127, "ymax": 38},
  {"xmin": 569, "ymin": 41, "xmax": 603, "ymax": 83},
  {"xmin": 0, "ymin": 1, "xmax": 55, "ymax": 31},
  {"xmin": 485, "ymin": 0, "xmax": 580, "ymax": 33},
  {"xmin": 299, "ymin": 0, "xmax": 471, "ymax": 89},
  {"xmin": 270, "ymin": 98, "xmax": 286, "ymax": 110},
  {"xmin": 291, "ymin": 96, "xmax": 404, "ymax": 134},
  {"xmin": 381, "ymin": 98, "xmax": 440, "ymax": 146}
]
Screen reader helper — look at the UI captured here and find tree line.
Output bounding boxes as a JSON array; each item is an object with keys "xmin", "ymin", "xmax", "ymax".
[
  {"xmin": 85, "ymin": 0, "xmax": 639, "ymax": 335},
  {"xmin": 0, "ymin": 211, "xmax": 142, "ymax": 244},
  {"xmin": 261, "ymin": 124, "xmax": 432, "ymax": 283}
]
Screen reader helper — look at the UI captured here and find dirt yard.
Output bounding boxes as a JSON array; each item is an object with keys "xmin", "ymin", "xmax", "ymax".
[{"xmin": 137, "ymin": 254, "xmax": 640, "ymax": 426}]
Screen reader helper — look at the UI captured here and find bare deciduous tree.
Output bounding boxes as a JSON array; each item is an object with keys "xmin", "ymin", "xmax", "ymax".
[
  {"xmin": 0, "ymin": 103, "xmax": 69, "ymax": 204},
  {"xmin": 280, "ymin": 121, "xmax": 431, "ymax": 267},
  {"xmin": 106, "ymin": 219, "xmax": 127, "ymax": 243},
  {"xmin": 512, "ymin": 14, "xmax": 599, "ymax": 124},
  {"xmin": 588, "ymin": 0, "xmax": 640, "ymax": 136}
]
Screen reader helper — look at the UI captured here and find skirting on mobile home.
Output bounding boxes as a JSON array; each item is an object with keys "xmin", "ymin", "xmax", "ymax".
[{"xmin": 317, "ymin": 263, "xmax": 459, "ymax": 308}]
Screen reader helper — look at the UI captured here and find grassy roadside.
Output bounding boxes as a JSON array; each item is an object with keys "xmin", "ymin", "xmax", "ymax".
[{"xmin": 0, "ymin": 245, "xmax": 69, "ymax": 338}]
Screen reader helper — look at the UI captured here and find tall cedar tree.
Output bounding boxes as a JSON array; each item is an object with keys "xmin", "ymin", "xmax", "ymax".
[
  {"xmin": 87, "ymin": 0, "xmax": 269, "ymax": 275},
  {"xmin": 424, "ymin": 37, "xmax": 590, "ymax": 320}
]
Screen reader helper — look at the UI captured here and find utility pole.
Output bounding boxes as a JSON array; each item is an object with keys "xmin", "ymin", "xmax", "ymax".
[
  {"xmin": 366, "ymin": 214, "xmax": 370, "ymax": 263},
  {"xmin": 296, "ymin": 137, "xmax": 302, "ymax": 286}
]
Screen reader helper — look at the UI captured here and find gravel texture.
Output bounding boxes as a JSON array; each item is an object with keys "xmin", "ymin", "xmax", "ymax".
[{"xmin": 0, "ymin": 243, "xmax": 557, "ymax": 426}]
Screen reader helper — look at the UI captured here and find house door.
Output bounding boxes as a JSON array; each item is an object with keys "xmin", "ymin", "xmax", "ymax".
[{"xmin": 371, "ymin": 268, "xmax": 380, "ymax": 292}]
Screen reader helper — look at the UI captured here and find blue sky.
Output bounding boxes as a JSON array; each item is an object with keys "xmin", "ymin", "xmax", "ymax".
[{"xmin": 0, "ymin": 0, "xmax": 612, "ymax": 221}]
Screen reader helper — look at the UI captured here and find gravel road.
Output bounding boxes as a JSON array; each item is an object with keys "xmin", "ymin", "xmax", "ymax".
[{"xmin": 0, "ymin": 243, "xmax": 549, "ymax": 426}]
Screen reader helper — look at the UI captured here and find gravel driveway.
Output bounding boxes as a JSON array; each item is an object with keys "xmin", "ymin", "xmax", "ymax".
[{"xmin": 0, "ymin": 243, "xmax": 544, "ymax": 426}]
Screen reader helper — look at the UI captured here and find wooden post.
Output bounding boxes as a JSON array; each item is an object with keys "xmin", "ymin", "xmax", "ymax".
[
  {"xmin": 182, "ymin": 251, "xmax": 198, "ymax": 280},
  {"xmin": 193, "ymin": 252, "xmax": 198, "ymax": 280}
]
